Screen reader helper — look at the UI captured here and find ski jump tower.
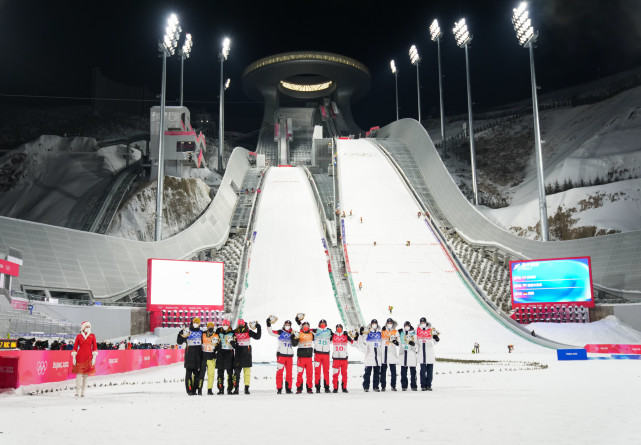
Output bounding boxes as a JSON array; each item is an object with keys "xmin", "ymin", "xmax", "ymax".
[{"xmin": 242, "ymin": 52, "xmax": 371, "ymax": 165}]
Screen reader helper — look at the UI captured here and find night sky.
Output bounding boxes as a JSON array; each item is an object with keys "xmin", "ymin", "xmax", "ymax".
[{"xmin": 1, "ymin": 0, "xmax": 641, "ymax": 135}]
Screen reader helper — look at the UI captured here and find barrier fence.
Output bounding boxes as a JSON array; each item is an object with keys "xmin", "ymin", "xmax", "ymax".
[{"xmin": 0, "ymin": 349, "xmax": 185, "ymax": 388}]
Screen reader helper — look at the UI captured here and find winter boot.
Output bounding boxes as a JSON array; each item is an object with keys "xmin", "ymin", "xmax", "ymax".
[
  {"xmin": 232, "ymin": 385, "xmax": 239, "ymax": 395},
  {"xmin": 373, "ymin": 388, "xmax": 380, "ymax": 392},
  {"xmin": 296, "ymin": 385, "xmax": 303, "ymax": 394},
  {"xmin": 381, "ymin": 387, "xmax": 386, "ymax": 392},
  {"xmin": 364, "ymin": 388, "xmax": 369, "ymax": 392},
  {"xmin": 342, "ymin": 388, "xmax": 349, "ymax": 393},
  {"xmin": 324, "ymin": 384, "xmax": 331, "ymax": 393},
  {"xmin": 217, "ymin": 386, "xmax": 224, "ymax": 395},
  {"xmin": 277, "ymin": 388, "xmax": 282, "ymax": 394},
  {"xmin": 426, "ymin": 386, "xmax": 433, "ymax": 391},
  {"xmin": 332, "ymin": 388, "xmax": 338, "ymax": 393},
  {"xmin": 421, "ymin": 387, "xmax": 427, "ymax": 391},
  {"xmin": 244, "ymin": 386, "xmax": 250, "ymax": 395},
  {"xmin": 307, "ymin": 386, "xmax": 313, "ymax": 394},
  {"xmin": 315, "ymin": 385, "xmax": 321, "ymax": 393},
  {"xmin": 391, "ymin": 387, "xmax": 397, "ymax": 392},
  {"xmin": 411, "ymin": 387, "xmax": 417, "ymax": 391},
  {"xmin": 402, "ymin": 387, "xmax": 407, "ymax": 391},
  {"xmin": 207, "ymin": 389, "xmax": 214, "ymax": 395}
]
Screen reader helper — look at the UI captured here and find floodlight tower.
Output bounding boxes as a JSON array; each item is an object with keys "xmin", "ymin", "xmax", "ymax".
[
  {"xmin": 155, "ymin": 13, "xmax": 181, "ymax": 241},
  {"xmin": 390, "ymin": 60, "xmax": 399, "ymax": 121},
  {"xmin": 218, "ymin": 37, "xmax": 231, "ymax": 174},
  {"xmin": 409, "ymin": 45, "xmax": 422, "ymax": 122},
  {"xmin": 178, "ymin": 33, "xmax": 193, "ymax": 107},
  {"xmin": 513, "ymin": 2, "xmax": 549, "ymax": 241},
  {"xmin": 430, "ymin": 19, "xmax": 446, "ymax": 157},
  {"xmin": 453, "ymin": 18, "xmax": 478, "ymax": 205}
]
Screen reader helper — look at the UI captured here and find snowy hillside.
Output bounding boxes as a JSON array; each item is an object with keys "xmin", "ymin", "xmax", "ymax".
[
  {"xmin": 0, "ymin": 135, "xmax": 139, "ymax": 229},
  {"xmin": 107, "ymin": 176, "xmax": 212, "ymax": 241},
  {"xmin": 430, "ymin": 86, "xmax": 641, "ymax": 240}
]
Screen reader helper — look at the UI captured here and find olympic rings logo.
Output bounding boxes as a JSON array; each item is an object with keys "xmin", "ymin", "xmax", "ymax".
[{"xmin": 36, "ymin": 361, "xmax": 48, "ymax": 375}]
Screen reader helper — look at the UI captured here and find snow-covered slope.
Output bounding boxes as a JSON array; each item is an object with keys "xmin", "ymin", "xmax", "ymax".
[
  {"xmin": 107, "ymin": 176, "xmax": 212, "ymax": 241},
  {"xmin": 0, "ymin": 135, "xmax": 139, "ymax": 228},
  {"xmin": 479, "ymin": 178, "xmax": 641, "ymax": 237},
  {"xmin": 240, "ymin": 167, "xmax": 342, "ymax": 362},
  {"xmin": 337, "ymin": 139, "xmax": 543, "ymax": 353}
]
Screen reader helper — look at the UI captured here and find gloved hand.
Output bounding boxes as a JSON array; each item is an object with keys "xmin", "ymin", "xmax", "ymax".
[
  {"xmin": 392, "ymin": 340, "xmax": 399, "ymax": 346},
  {"xmin": 433, "ymin": 335, "xmax": 440, "ymax": 342},
  {"xmin": 409, "ymin": 341, "xmax": 416, "ymax": 346},
  {"xmin": 295, "ymin": 313, "xmax": 305, "ymax": 323},
  {"xmin": 266, "ymin": 317, "xmax": 271, "ymax": 327}
]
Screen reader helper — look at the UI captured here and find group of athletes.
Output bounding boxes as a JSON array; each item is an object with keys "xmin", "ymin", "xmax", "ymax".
[{"xmin": 177, "ymin": 313, "xmax": 439, "ymax": 395}]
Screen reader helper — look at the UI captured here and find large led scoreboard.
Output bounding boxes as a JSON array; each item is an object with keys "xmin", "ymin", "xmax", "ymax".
[
  {"xmin": 147, "ymin": 258, "xmax": 224, "ymax": 330},
  {"xmin": 510, "ymin": 257, "xmax": 595, "ymax": 308}
]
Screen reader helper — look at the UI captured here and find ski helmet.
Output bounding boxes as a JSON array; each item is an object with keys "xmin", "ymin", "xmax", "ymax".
[
  {"xmin": 371, "ymin": 319, "xmax": 378, "ymax": 325},
  {"xmin": 283, "ymin": 320, "xmax": 292, "ymax": 329},
  {"xmin": 237, "ymin": 319, "xmax": 246, "ymax": 327},
  {"xmin": 386, "ymin": 318, "xmax": 394, "ymax": 324},
  {"xmin": 336, "ymin": 323, "xmax": 344, "ymax": 330},
  {"xmin": 302, "ymin": 321, "xmax": 310, "ymax": 331},
  {"xmin": 404, "ymin": 320, "xmax": 411, "ymax": 327},
  {"xmin": 420, "ymin": 317, "xmax": 427, "ymax": 323},
  {"xmin": 318, "ymin": 319, "xmax": 327, "ymax": 328}
]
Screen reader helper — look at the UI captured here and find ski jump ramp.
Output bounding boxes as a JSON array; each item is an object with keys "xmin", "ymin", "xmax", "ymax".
[
  {"xmin": 337, "ymin": 139, "xmax": 546, "ymax": 353},
  {"xmin": 238, "ymin": 166, "xmax": 343, "ymax": 361},
  {"xmin": 0, "ymin": 148, "xmax": 252, "ymax": 301}
]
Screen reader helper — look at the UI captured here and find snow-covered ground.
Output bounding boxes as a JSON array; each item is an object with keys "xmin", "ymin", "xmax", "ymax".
[
  {"xmin": 476, "ymin": 89, "xmax": 641, "ymax": 238},
  {"xmin": 0, "ymin": 135, "xmax": 140, "ymax": 229},
  {"xmin": 107, "ymin": 176, "xmax": 212, "ymax": 241},
  {"xmin": 2, "ymin": 353, "xmax": 640, "ymax": 444},
  {"xmin": 240, "ymin": 166, "xmax": 343, "ymax": 362}
]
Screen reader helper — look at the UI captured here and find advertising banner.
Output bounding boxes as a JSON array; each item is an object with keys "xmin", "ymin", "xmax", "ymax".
[
  {"xmin": 0, "ymin": 258, "xmax": 20, "ymax": 277},
  {"xmin": 0, "ymin": 349, "xmax": 185, "ymax": 388},
  {"xmin": 557, "ymin": 349, "xmax": 588, "ymax": 360},
  {"xmin": 584, "ymin": 344, "xmax": 641, "ymax": 354}
]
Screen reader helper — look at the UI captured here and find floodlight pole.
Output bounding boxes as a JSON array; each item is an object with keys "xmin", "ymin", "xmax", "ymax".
[
  {"xmin": 218, "ymin": 53, "xmax": 225, "ymax": 174},
  {"xmin": 528, "ymin": 40, "xmax": 549, "ymax": 241},
  {"xmin": 394, "ymin": 70, "xmax": 399, "ymax": 121},
  {"xmin": 463, "ymin": 43, "xmax": 478, "ymax": 205},
  {"xmin": 180, "ymin": 52, "xmax": 185, "ymax": 107},
  {"xmin": 155, "ymin": 49, "xmax": 168, "ymax": 241},
  {"xmin": 415, "ymin": 62, "xmax": 422, "ymax": 123},
  {"xmin": 436, "ymin": 37, "xmax": 446, "ymax": 157}
]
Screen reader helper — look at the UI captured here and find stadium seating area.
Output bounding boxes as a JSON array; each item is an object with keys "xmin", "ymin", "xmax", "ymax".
[{"xmin": 512, "ymin": 304, "xmax": 590, "ymax": 324}]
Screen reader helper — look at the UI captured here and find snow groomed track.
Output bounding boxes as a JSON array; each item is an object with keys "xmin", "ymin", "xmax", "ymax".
[
  {"xmin": 337, "ymin": 139, "xmax": 543, "ymax": 354},
  {"xmin": 240, "ymin": 167, "xmax": 342, "ymax": 361}
]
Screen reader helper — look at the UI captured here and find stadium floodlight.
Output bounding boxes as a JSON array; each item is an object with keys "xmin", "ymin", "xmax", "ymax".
[
  {"xmin": 218, "ymin": 37, "xmax": 231, "ymax": 174},
  {"xmin": 178, "ymin": 33, "xmax": 193, "ymax": 107},
  {"xmin": 155, "ymin": 13, "xmax": 182, "ymax": 241},
  {"xmin": 453, "ymin": 18, "xmax": 478, "ymax": 205},
  {"xmin": 225, "ymin": 78, "xmax": 231, "ymax": 90},
  {"xmin": 390, "ymin": 60, "xmax": 399, "ymax": 121},
  {"xmin": 408, "ymin": 45, "xmax": 422, "ymax": 122},
  {"xmin": 429, "ymin": 19, "xmax": 447, "ymax": 157},
  {"xmin": 512, "ymin": 2, "xmax": 549, "ymax": 241}
]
